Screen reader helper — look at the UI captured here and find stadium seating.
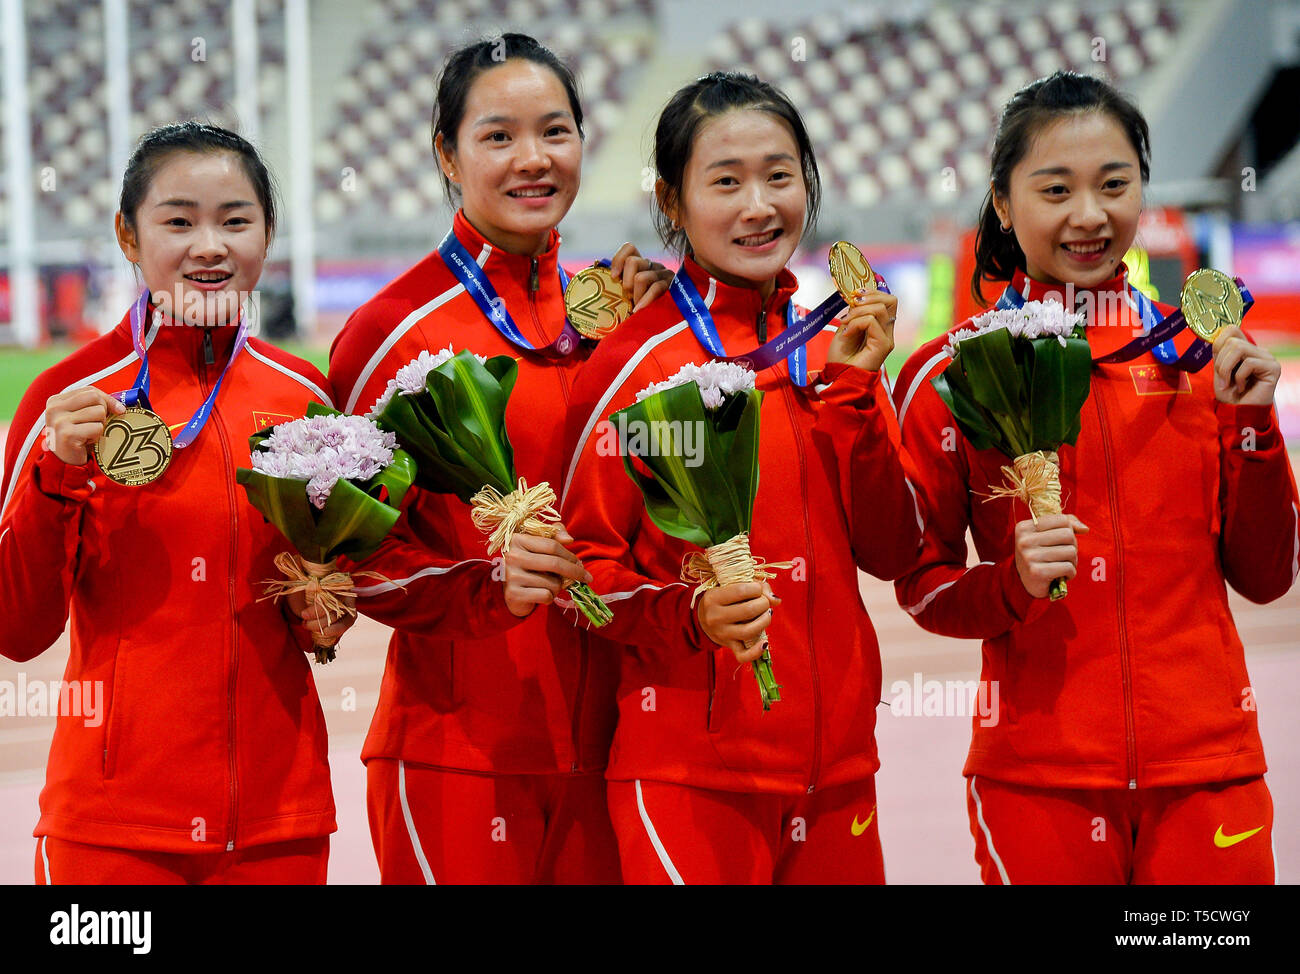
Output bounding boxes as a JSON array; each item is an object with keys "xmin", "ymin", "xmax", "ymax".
[
  {"xmin": 21, "ymin": 0, "xmax": 287, "ymax": 236},
  {"xmin": 705, "ymin": 0, "xmax": 1183, "ymax": 206},
  {"xmin": 312, "ymin": 4, "xmax": 653, "ymax": 224},
  {"xmin": 8, "ymin": 0, "xmax": 1186, "ymax": 235}
]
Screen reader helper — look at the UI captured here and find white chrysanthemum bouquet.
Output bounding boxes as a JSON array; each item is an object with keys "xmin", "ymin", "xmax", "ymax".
[
  {"xmin": 367, "ymin": 345, "xmax": 612, "ymax": 627},
  {"xmin": 236, "ymin": 404, "xmax": 416, "ymax": 661},
  {"xmin": 932, "ymin": 299, "xmax": 1091, "ymax": 599},
  {"xmin": 612, "ymin": 361, "xmax": 789, "ymax": 710}
]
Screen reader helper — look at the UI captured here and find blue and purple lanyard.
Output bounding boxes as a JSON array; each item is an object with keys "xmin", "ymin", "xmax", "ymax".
[
  {"xmin": 116, "ymin": 290, "xmax": 250, "ymax": 448},
  {"xmin": 995, "ymin": 276, "xmax": 1253, "ymax": 372},
  {"xmin": 438, "ymin": 230, "xmax": 588, "ymax": 359},
  {"xmin": 668, "ymin": 268, "xmax": 891, "ymax": 387}
]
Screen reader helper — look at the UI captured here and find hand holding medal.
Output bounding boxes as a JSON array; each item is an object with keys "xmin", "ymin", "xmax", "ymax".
[
  {"xmin": 1176, "ymin": 268, "xmax": 1280, "ymax": 407},
  {"xmin": 825, "ymin": 241, "xmax": 898, "ymax": 373},
  {"xmin": 42, "ymin": 386, "xmax": 128, "ymax": 467},
  {"xmin": 564, "ymin": 262, "xmax": 633, "ymax": 340}
]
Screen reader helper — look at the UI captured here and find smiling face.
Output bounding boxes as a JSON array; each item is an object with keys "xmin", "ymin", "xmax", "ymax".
[
  {"xmin": 436, "ymin": 59, "xmax": 582, "ymax": 256},
  {"xmin": 994, "ymin": 111, "xmax": 1142, "ymax": 290},
  {"xmin": 662, "ymin": 109, "xmax": 807, "ymax": 298},
  {"xmin": 115, "ymin": 150, "xmax": 267, "ymax": 327}
]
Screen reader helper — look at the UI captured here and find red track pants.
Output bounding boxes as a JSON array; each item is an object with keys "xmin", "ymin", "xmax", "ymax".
[
  {"xmin": 967, "ymin": 774, "xmax": 1275, "ymax": 884},
  {"xmin": 366, "ymin": 759, "xmax": 621, "ymax": 884},
  {"xmin": 607, "ymin": 776, "xmax": 885, "ymax": 885},
  {"xmin": 35, "ymin": 835, "xmax": 329, "ymax": 885}
]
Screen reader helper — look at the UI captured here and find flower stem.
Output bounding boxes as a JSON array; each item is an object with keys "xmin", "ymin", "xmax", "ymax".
[
  {"xmin": 752, "ymin": 646, "xmax": 781, "ymax": 711},
  {"xmin": 1048, "ymin": 576, "xmax": 1068, "ymax": 601},
  {"xmin": 568, "ymin": 582, "xmax": 614, "ymax": 627}
]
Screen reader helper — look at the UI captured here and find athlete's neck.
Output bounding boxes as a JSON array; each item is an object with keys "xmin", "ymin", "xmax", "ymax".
[
  {"xmin": 691, "ymin": 254, "xmax": 777, "ymax": 302},
  {"xmin": 462, "ymin": 211, "xmax": 550, "ymax": 258}
]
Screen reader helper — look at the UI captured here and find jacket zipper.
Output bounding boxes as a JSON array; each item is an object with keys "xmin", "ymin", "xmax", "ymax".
[
  {"xmin": 1092, "ymin": 382, "xmax": 1138, "ymax": 789},
  {"xmin": 780, "ymin": 361, "xmax": 820, "ymax": 793},
  {"xmin": 762, "ymin": 291, "xmax": 820, "ymax": 791},
  {"xmin": 570, "ymin": 632, "xmax": 588, "ymax": 773},
  {"xmin": 202, "ymin": 337, "xmax": 243, "ymax": 846},
  {"xmin": 526, "ymin": 255, "xmax": 582, "ymax": 769}
]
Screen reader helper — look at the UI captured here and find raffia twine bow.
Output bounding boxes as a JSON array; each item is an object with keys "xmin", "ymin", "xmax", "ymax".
[
  {"xmin": 985, "ymin": 450, "xmax": 1062, "ymax": 523},
  {"xmin": 984, "ymin": 450, "xmax": 1071, "ymax": 601},
  {"xmin": 470, "ymin": 478, "xmax": 562, "ymax": 555},
  {"xmin": 681, "ymin": 532, "xmax": 793, "ymax": 607},
  {"xmin": 683, "ymin": 533, "xmax": 791, "ymax": 709},
  {"xmin": 259, "ymin": 552, "xmax": 392, "ymax": 664}
]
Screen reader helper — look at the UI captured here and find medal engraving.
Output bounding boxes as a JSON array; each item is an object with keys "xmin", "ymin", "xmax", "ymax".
[
  {"xmin": 828, "ymin": 241, "xmax": 876, "ymax": 302},
  {"xmin": 94, "ymin": 406, "xmax": 173, "ymax": 485},
  {"xmin": 564, "ymin": 264, "xmax": 633, "ymax": 339},
  {"xmin": 1181, "ymin": 268, "xmax": 1243, "ymax": 342}
]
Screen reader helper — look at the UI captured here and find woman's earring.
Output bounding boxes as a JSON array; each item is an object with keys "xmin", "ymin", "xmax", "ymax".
[{"xmin": 999, "ymin": 223, "xmax": 1013, "ymax": 234}]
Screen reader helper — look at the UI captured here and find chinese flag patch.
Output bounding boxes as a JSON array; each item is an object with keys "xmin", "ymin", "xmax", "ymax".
[
  {"xmin": 1129, "ymin": 363, "xmax": 1191, "ymax": 396},
  {"xmin": 252, "ymin": 411, "xmax": 295, "ymax": 432}
]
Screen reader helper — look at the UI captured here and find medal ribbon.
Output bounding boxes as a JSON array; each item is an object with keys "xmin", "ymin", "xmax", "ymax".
[
  {"xmin": 995, "ymin": 276, "xmax": 1253, "ymax": 373},
  {"xmin": 668, "ymin": 268, "xmax": 892, "ymax": 387},
  {"xmin": 117, "ymin": 290, "xmax": 250, "ymax": 448},
  {"xmin": 437, "ymin": 230, "xmax": 582, "ymax": 359}
]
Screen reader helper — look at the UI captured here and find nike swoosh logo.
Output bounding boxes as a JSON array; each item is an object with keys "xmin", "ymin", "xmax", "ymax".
[
  {"xmin": 850, "ymin": 806, "xmax": 876, "ymax": 837},
  {"xmin": 1214, "ymin": 824, "xmax": 1264, "ymax": 848}
]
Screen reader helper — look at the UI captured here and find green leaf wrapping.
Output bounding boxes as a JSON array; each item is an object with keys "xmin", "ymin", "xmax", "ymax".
[
  {"xmin": 419, "ymin": 352, "xmax": 518, "ymax": 494},
  {"xmin": 369, "ymin": 351, "xmax": 522, "ymax": 501},
  {"xmin": 1026, "ymin": 335, "xmax": 1092, "ymax": 449},
  {"xmin": 236, "ymin": 404, "xmax": 415, "ymax": 563},
  {"xmin": 931, "ymin": 328, "xmax": 1091, "ymax": 460},
  {"xmin": 611, "ymin": 384, "xmax": 764, "ymax": 548}
]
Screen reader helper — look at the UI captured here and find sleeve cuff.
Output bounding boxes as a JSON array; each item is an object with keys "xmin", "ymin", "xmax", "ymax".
[
  {"xmin": 818, "ymin": 361, "xmax": 883, "ymax": 398},
  {"xmin": 998, "ymin": 555, "xmax": 1037, "ymax": 621},
  {"xmin": 1216, "ymin": 402, "xmax": 1279, "ymax": 451},
  {"xmin": 32, "ymin": 450, "xmax": 96, "ymax": 502}
]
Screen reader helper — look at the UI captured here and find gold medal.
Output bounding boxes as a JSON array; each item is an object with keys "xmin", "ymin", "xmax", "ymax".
[
  {"xmin": 93, "ymin": 406, "xmax": 173, "ymax": 486},
  {"xmin": 564, "ymin": 264, "xmax": 633, "ymax": 340},
  {"xmin": 1181, "ymin": 268, "xmax": 1243, "ymax": 342},
  {"xmin": 828, "ymin": 241, "xmax": 876, "ymax": 304}
]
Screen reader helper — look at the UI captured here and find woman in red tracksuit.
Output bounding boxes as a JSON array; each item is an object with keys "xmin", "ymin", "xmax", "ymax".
[
  {"xmin": 0, "ymin": 123, "xmax": 345, "ymax": 884},
  {"xmin": 328, "ymin": 33, "xmax": 669, "ymax": 885},
  {"xmin": 894, "ymin": 71, "xmax": 1297, "ymax": 884},
  {"xmin": 560, "ymin": 72, "xmax": 924, "ymax": 884}
]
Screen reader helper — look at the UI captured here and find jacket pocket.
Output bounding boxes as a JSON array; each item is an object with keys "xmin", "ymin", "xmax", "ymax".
[
  {"xmin": 706, "ymin": 647, "xmax": 717, "ymax": 731},
  {"xmin": 102, "ymin": 642, "xmax": 125, "ymax": 780}
]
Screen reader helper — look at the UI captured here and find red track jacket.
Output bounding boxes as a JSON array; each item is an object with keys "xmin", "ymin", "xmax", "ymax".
[
  {"xmin": 560, "ymin": 258, "xmax": 925, "ymax": 794},
  {"xmin": 329, "ymin": 210, "xmax": 618, "ymax": 774},
  {"xmin": 0, "ymin": 308, "xmax": 336, "ymax": 853},
  {"xmin": 893, "ymin": 268, "xmax": 1299, "ymax": 790}
]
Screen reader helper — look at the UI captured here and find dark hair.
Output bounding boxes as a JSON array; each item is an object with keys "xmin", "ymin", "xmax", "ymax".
[
  {"xmin": 972, "ymin": 70, "xmax": 1151, "ymax": 305},
  {"xmin": 431, "ymin": 32, "xmax": 585, "ymax": 202},
  {"xmin": 118, "ymin": 121, "xmax": 278, "ymax": 240},
  {"xmin": 652, "ymin": 72, "xmax": 822, "ymax": 256}
]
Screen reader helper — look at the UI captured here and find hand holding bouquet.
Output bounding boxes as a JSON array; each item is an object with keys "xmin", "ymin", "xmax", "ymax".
[
  {"xmin": 931, "ymin": 300, "xmax": 1091, "ymax": 600},
  {"xmin": 368, "ymin": 346, "xmax": 612, "ymax": 626},
  {"xmin": 611, "ymin": 361, "xmax": 789, "ymax": 710},
  {"xmin": 236, "ymin": 404, "xmax": 416, "ymax": 661}
]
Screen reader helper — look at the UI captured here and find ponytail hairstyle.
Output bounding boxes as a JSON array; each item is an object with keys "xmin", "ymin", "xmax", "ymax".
[
  {"xmin": 652, "ymin": 71, "xmax": 821, "ymax": 256},
  {"xmin": 119, "ymin": 121, "xmax": 278, "ymax": 241},
  {"xmin": 972, "ymin": 70, "xmax": 1151, "ymax": 305},
  {"xmin": 431, "ymin": 32, "xmax": 585, "ymax": 204}
]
